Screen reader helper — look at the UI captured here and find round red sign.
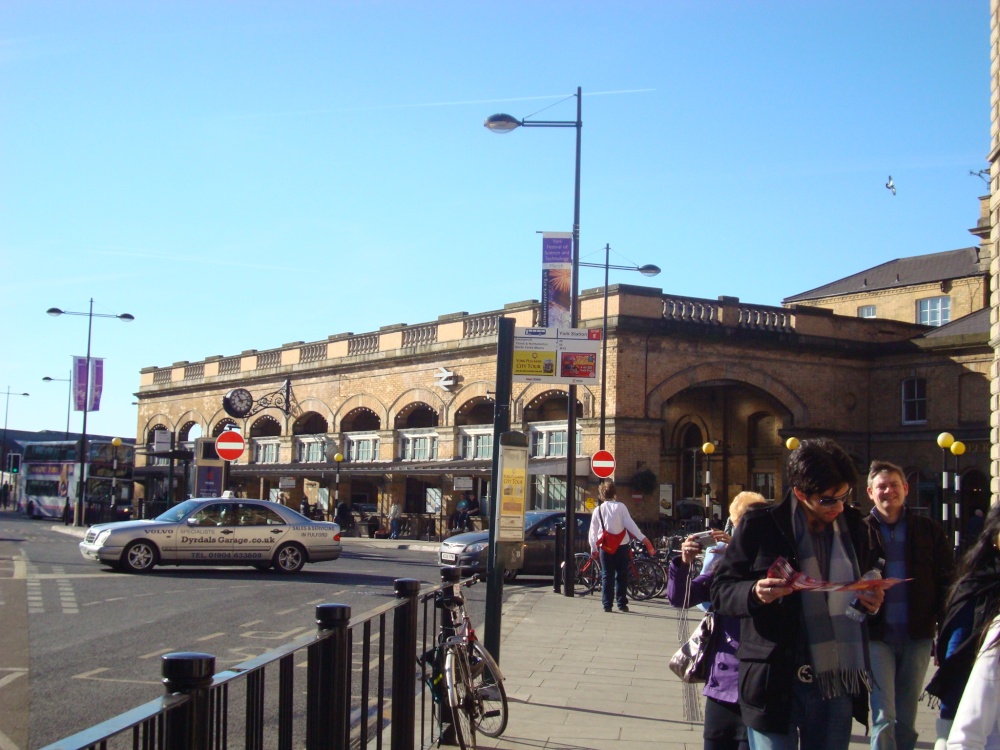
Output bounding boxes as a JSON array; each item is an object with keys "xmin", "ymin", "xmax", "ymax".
[
  {"xmin": 216, "ymin": 431, "xmax": 246, "ymax": 462},
  {"xmin": 591, "ymin": 450, "xmax": 616, "ymax": 479}
]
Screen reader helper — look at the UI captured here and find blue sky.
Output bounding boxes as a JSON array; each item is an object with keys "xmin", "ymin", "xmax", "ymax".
[{"xmin": 0, "ymin": 0, "xmax": 989, "ymax": 439}]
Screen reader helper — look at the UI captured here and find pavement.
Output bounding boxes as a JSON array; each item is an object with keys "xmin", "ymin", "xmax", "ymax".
[{"xmin": 48, "ymin": 527, "xmax": 942, "ymax": 749}]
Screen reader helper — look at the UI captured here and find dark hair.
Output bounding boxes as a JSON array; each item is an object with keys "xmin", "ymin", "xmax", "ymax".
[
  {"xmin": 948, "ymin": 503, "xmax": 1000, "ymax": 652},
  {"xmin": 867, "ymin": 460, "xmax": 906, "ymax": 487},
  {"xmin": 786, "ymin": 438, "xmax": 858, "ymax": 497},
  {"xmin": 598, "ymin": 480, "xmax": 616, "ymax": 501}
]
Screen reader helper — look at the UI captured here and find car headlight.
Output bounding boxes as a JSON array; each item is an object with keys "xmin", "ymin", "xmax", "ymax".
[
  {"xmin": 95, "ymin": 530, "xmax": 112, "ymax": 546},
  {"xmin": 464, "ymin": 542, "xmax": 488, "ymax": 554}
]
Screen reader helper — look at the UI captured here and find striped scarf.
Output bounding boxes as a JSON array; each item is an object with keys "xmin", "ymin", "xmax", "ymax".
[{"xmin": 793, "ymin": 497, "xmax": 871, "ymax": 700}]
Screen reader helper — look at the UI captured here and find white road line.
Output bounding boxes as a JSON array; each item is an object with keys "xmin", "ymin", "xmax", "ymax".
[
  {"xmin": 139, "ymin": 648, "xmax": 175, "ymax": 660},
  {"xmin": 0, "ymin": 669, "xmax": 27, "ymax": 689},
  {"xmin": 0, "ymin": 725, "xmax": 22, "ymax": 750},
  {"xmin": 239, "ymin": 619, "xmax": 263, "ymax": 628},
  {"xmin": 196, "ymin": 632, "xmax": 226, "ymax": 642}
]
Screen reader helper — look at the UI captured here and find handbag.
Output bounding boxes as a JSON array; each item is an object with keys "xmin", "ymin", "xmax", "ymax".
[
  {"xmin": 669, "ymin": 611, "xmax": 714, "ymax": 683},
  {"xmin": 595, "ymin": 506, "xmax": 627, "ymax": 554}
]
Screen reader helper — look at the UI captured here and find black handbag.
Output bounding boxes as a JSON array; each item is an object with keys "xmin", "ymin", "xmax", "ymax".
[{"xmin": 669, "ymin": 611, "xmax": 714, "ymax": 683}]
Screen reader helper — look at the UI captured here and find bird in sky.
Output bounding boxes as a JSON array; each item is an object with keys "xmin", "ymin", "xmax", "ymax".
[{"xmin": 886, "ymin": 176, "xmax": 895, "ymax": 195}]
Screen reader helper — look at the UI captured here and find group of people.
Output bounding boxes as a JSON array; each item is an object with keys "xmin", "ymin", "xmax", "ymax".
[{"xmin": 593, "ymin": 438, "xmax": 1000, "ymax": 750}]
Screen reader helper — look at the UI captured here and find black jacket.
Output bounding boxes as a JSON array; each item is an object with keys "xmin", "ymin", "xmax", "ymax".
[
  {"xmin": 860, "ymin": 509, "xmax": 953, "ymax": 642},
  {"xmin": 710, "ymin": 495, "xmax": 871, "ymax": 734}
]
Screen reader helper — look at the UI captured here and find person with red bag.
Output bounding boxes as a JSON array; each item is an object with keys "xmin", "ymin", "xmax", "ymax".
[{"xmin": 587, "ymin": 480, "xmax": 655, "ymax": 613}]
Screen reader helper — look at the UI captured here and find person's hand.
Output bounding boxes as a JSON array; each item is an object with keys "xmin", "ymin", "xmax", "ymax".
[
  {"xmin": 753, "ymin": 577, "xmax": 793, "ymax": 605},
  {"xmin": 644, "ymin": 538, "xmax": 656, "ymax": 556},
  {"xmin": 857, "ymin": 586, "xmax": 885, "ymax": 613},
  {"xmin": 709, "ymin": 529, "xmax": 731, "ymax": 545},
  {"xmin": 680, "ymin": 536, "xmax": 702, "ymax": 565}
]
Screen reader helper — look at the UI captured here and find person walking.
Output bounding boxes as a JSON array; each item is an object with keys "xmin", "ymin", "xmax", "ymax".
[
  {"xmin": 862, "ymin": 460, "xmax": 953, "ymax": 750},
  {"xmin": 587, "ymin": 480, "xmax": 655, "ymax": 613},
  {"xmin": 667, "ymin": 491, "xmax": 768, "ymax": 750},
  {"xmin": 389, "ymin": 501, "xmax": 403, "ymax": 539},
  {"xmin": 926, "ymin": 503, "xmax": 1000, "ymax": 749},
  {"xmin": 712, "ymin": 437, "xmax": 883, "ymax": 750}
]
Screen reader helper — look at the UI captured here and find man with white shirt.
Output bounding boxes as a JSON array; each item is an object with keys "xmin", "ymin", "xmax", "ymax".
[{"xmin": 588, "ymin": 480, "xmax": 655, "ymax": 613}]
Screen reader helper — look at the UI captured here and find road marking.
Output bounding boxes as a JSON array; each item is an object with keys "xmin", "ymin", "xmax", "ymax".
[
  {"xmin": 0, "ymin": 669, "xmax": 27, "ymax": 689},
  {"xmin": 72, "ymin": 668, "xmax": 160, "ymax": 686},
  {"xmin": 0, "ymin": 725, "xmax": 21, "ymax": 750},
  {"xmin": 240, "ymin": 626, "xmax": 308, "ymax": 640},
  {"xmin": 196, "ymin": 632, "xmax": 226, "ymax": 642},
  {"xmin": 139, "ymin": 648, "xmax": 175, "ymax": 660},
  {"xmin": 239, "ymin": 619, "xmax": 263, "ymax": 628}
]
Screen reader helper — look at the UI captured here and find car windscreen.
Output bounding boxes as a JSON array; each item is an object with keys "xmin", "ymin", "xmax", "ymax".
[
  {"xmin": 154, "ymin": 499, "xmax": 202, "ymax": 522},
  {"xmin": 523, "ymin": 511, "xmax": 555, "ymax": 530}
]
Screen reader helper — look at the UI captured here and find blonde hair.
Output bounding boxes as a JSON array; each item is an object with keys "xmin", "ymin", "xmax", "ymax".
[{"xmin": 729, "ymin": 491, "xmax": 768, "ymax": 527}]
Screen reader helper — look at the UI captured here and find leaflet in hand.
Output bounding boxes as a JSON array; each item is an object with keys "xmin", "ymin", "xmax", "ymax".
[{"xmin": 766, "ymin": 557, "xmax": 909, "ymax": 592}]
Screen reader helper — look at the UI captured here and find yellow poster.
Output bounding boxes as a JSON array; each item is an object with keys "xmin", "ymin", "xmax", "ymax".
[
  {"xmin": 500, "ymin": 466, "xmax": 526, "ymax": 514},
  {"xmin": 512, "ymin": 350, "xmax": 557, "ymax": 378}
]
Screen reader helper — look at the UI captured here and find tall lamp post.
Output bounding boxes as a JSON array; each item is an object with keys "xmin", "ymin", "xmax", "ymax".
[
  {"xmin": 937, "ymin": 432, "xmax": 955, "ymax": 540},
  {"xmin": 333, "ymin": 452, "xmax": 344, "ymax": 521},
  {"xmin": 486, "ymin": 86, "xmax": 583, "ymax": 597},
  {"xmin": 579, "ymin": 244, "xmax": 660, "ymax": 449},
  {"xmin": 950, "ymin": 439, "xmax": 966, "ymax": 551},
  {"xmin": 2, "ymin": 387, "xmax": 29, "ymax": 479},
  {"xmin": 701, "ymin": 442, "xmax": 716, "ymax": 528},
  {"xmin": 47, "ymin": 299, "xmax": 135, "ymax": 526},
  {"xmin": 42, "ymin": 373, "xmax": 72, "ymax": 439}
]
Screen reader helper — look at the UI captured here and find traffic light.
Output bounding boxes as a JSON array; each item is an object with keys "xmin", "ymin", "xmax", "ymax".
[{"xmin": 7, "ymin": 454, "xmax": 20, "ymax": 474}]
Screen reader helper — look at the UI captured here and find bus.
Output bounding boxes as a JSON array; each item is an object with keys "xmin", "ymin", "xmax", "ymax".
[{"xmin": 19, "ymin": 440, "xmax": 135, "ymax": 520}]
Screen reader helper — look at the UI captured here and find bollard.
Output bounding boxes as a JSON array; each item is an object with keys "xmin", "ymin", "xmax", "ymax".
[
  {"xmin": 162, "ymin": 652, "xmax": 215, "ymax": 750},
  {"xmin": 307, "ymin": 603, "xmax": 352, "ymax": 750},
  {"xmin": 391, "ymin": 579, "xmax": 421, "ymax": 750},
  {"xmin": 553, "ymin": 523, "xmax": 564, "ymax": 593}
]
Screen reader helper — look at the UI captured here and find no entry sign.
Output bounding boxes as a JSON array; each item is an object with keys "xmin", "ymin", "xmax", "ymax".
[
  {"xmin": 591, "ymin": 450, "xmax": 616, "ymax": 479},
  {"xmin": 216, "ymin": 431, "xmax": 246, "ymax": 462}
]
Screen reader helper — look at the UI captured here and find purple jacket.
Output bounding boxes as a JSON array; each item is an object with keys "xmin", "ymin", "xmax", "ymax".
[{"xmin": 667, "ymin": 556, "xmax": 741, "ymax": 704}]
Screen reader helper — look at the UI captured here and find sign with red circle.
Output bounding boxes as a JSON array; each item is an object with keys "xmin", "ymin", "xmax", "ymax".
[
  {"xmin": 216, "ymin": 431, "xmax": 246, "ymax": 462},
  {"xmin": 591, "ymin": 450, "xmax": 616, "ymax": 478}
]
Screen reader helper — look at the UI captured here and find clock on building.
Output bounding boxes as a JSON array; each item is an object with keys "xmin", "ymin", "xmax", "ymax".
[{"xmin": 222, "ymin": 388, "xmax": 253, "ymax": 418}]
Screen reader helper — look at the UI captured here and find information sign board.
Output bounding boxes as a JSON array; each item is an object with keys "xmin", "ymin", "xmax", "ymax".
[{"xmin": 512, "ymin": 327, "xmax": 602, "ymax": 386}]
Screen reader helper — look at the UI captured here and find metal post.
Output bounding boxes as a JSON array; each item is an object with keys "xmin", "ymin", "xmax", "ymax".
[
  {"xmin": 307, "ymin": 604, "xmax": 351, "ymax": 750},
  {"xmin": 553, "ymin": 523, "xmax": 564, "ymax": 593},
  {"xmin": 391, "ymin": 578, "xmax": 420, "ymax": 750},
  {"xmin": 485, "ymin": 318, "xmax": 513, "ymax": 660},
  {"xmin": 162, "ymin": 652, "xmax": 215, "ymax": 750},
  {"xmin": 599, "ymin": 243, "xmax": 610, "ymax": 451},
  {"xmin": 75, "ymin": 299, "xmax": 94, "ymax": 527}
]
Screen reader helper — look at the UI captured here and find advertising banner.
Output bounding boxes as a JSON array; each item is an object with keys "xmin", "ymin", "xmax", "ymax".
[
  {"xmin": 73, "ymin": 356, "xmax": 88, "ymax": 411},
  {"xmin": 512, "ymin": 327, "xmax": 602, "ymax": 386},
  {"xmin": 541, "ymin": 233, "xmax": 572, "ymax": 328},
  {"xmin": 88, "ymin": 358, "xmax": 104, "ymax": 412}
]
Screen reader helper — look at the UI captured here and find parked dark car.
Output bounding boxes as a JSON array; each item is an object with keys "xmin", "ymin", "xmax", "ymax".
[{"xmin": 437, "ymin": 510, "xmax": 591, "ymax": 582}]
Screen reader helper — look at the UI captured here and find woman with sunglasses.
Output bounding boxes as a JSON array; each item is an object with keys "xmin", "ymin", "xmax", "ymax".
[{"xmin": 712, "ymin": 438, "xmax": 883, "ymax": 750}]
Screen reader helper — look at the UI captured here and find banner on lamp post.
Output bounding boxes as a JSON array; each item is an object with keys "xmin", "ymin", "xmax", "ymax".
[
  {"xmin": 88, "ymin": 358, "xmax": 104, "ymax": 412},
  {"xmin": 73, "ymin": 356, "xmax": 88, "ymax": 412},
  {"xmin": 541, "ymin": 232, "xmax": 572, "ymax": 329}
]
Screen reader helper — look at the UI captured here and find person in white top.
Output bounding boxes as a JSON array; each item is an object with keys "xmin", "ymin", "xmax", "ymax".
[
  {"xmin": 947, "ymin": 615, "xmax": 1000, "ymax": 750},
  {"xmin": 588, "ymin": 480, "xmax": 655, "ymax": 613}
]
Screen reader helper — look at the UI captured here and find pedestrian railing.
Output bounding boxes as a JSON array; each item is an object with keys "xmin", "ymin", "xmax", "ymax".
[{"xmin": 40, "ymin": 576, "xmax": 460, "ymax": 750}]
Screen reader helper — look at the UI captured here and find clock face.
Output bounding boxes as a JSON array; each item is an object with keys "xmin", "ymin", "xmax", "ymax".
[{"xmin": 223, "ymin": 388, "xmax": 253, "ymax": 418}]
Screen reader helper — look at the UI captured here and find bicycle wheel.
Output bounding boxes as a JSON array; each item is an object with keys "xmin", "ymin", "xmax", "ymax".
[
  {"xmin": 627, "ymin": 559, "xmax": 660, "ymax": 600},
  {"xmin": 470, "ymin": 641, "xmax": 508, "ymax": 737},
  {"xmin": 574, "ymin": 553, "xmax": 600, "ymax": 594},
  {"xmin": 445, "ymin": 644, "xmax": 478, "ymax": 749}
]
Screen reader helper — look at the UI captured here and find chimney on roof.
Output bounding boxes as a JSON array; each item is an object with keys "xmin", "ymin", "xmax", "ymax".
[
  {"xmin": 894, "ymin": 274, "xmax": 900, "ymax": 283},
  {"xmin": 862, "ymin": 278, "xmax": 868, "ymax": 287}
]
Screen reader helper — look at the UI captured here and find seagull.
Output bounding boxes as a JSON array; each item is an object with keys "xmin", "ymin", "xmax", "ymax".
[{"xmin": 886, "ymin": 176, "xmax": 895, "ymax": 195}]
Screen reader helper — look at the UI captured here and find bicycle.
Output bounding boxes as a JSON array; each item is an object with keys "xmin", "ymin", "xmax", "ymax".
[
  {"xmin": 420, "ymin": 570, "xmax": 509, "ymax": 748},
  {"xmin": 573, "ymin": 543, "xmax": 661, "ymax": 600}
]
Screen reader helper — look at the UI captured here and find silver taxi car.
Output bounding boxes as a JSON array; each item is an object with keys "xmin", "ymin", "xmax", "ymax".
[{"xmin": 79, "ymin": 498, "xmax": 342, "ymax": 574}]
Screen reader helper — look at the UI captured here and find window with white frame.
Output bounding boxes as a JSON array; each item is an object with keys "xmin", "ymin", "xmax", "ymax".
[
  {"xmin": 528, "ymin": 422, "xmax": 583, "ymax": 458},
  {"xmin": 345, "ymin": 433, "xmax": 379, "ymax": 462},
  {"xmin": 458, "ymin": 428, "xmax": 493, "ymax": 459},
  {"xmin": 399, "ymin": 430, "xmax": 438, "ymax": 461},
  {"xmin": 857, "ymin": 305, "xmax": 876, "ymax": 319},
  {"xmin": 917, "ymin": 296, "xmax": 951, "ymax": 327},
  {"xmin": 902, "ymin": 377, "xmax": 927, "ymax": 424},
  {"xmin": 297, "ymin": 437, "xmax": 325, "ymax": 463},
  {"xmin": 254, "ymin": 439, "xmax": 281, "ymax": 464}
]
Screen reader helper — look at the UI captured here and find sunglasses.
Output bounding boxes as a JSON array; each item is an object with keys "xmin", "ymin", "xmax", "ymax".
[{"xmin": 816, "ymin": 488, "xmax": 853, "ymax": 507}]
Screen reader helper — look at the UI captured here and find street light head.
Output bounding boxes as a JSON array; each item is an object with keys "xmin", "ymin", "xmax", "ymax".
[
  {"xmin": 43, "ymin": 376, "xmax": 54, "ymax": 382},
  {"xmin": 638, "ymin": 264, "xmax": 661, "ymax": 277},
  {"xmin": 112, "ymin": 437, "xmax": 123, "ymax": 448},
  {"xmin": 46, "ymin": 307, "xmax": 64, "ymax": 317},
  {"xmin": 484, "ymin": 113, "xmax": 522, "ymax": 133},
  {"xmin": 334, "ymin": 452, "xmax": 344, "ymax": 463},
  {"xmin": 118, "ymin": 313, "xmax": 135, "ymax": 322},
  {"xmin": 937, "ymin": 432, "xmax": 955, "ymax": 449},
  {"xmin": 951, "ymin": 441, "xmax": 966, "ymax": 456}
]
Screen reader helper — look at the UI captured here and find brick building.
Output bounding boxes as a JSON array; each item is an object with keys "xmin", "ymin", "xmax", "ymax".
[{"xmin": 134, "ymin": 281, "xmax": 991, "ymax": 534}]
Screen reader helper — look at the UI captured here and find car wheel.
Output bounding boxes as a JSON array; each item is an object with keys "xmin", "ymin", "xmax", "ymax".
[
  {"xmin": 121, "ymin": 541, "xmax": 158, "ymax": 574},
  {"xmin": 273, "ymin": 543, "xmax": 306, "ymax": 574},
  {"xmin": 502, "ymin": 568, "xmax": 518, "ymax": 583}
]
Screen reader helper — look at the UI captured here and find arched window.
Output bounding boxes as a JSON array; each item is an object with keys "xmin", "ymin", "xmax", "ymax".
[{"xmin": 679, "ymin": 424, "xmax": 704, "ymax": 500}]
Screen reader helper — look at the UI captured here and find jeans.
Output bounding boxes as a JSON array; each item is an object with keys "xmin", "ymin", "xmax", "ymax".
[
  {"xmin": 747, "ymin": 680, "xmax": 853, "ymax": 750},
  {"xmin": 600, "ymin": 546, "xmax": 629, "ymax": 610},
  {"xmin": 390, "ymin": 518, "xmax": 402, "ymax": 538},
  {"xmin": 869, "ymin": 638, "xmax": 933, "ymax": 750}
]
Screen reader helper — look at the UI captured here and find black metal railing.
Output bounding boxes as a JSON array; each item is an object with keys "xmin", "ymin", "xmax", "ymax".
[{"xmin": 40, "ymin": 576, "xmax": 464, "ymax": 750}]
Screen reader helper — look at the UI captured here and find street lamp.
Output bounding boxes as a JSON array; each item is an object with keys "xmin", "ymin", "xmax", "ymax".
[
  {"xmin": 42, "ymin": 373, "xmax": 72, "ymax": 439},
  {"xmin": 333, "ymin": 452, "xmax": 344, "ymax": 521},
  {"xmin": 701, "ymin": 442, "xmax": 716, "ymax": 528},
  {"xmin": 937, "ymin": 432, "xmax": 954, "ymax": 538},
  {"xmin": 47, "ymin": 299, "xmax": 135, "ymax": 526},
  {"xmin": 579, "ymin": 244, "xmax": 660, "ymax": 449},
  {"xmin": 111, "ymin": 437, "xmax": 122, "ymax": 520},
  {"xmin": 950, "ymin": 440, "xmax": 966, "ymax": 551},
  {"xmin": 486, "ymin": 86, "xmax": 583, "ymax": 597},
  {"xmin": 2, "ymin": 387, "xmax": 29, "ymax": 479}
]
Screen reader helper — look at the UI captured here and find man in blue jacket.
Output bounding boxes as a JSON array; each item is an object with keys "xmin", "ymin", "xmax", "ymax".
[{"xmin": 712, "ymin": 438, "xmax": 884, "ymax": 750}]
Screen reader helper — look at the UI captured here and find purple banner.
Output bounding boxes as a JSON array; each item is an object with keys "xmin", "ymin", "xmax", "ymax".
[
  {"xmin": 73, "ymin": 357, "xmax": 88, "ymax": 412},
  {"xmin": 541, "ymin": 233, "xmax": 572, "ymax": 328},
  {"xmin": 88, "ymin": 358, "xmax": 104, "ymax": 412}
]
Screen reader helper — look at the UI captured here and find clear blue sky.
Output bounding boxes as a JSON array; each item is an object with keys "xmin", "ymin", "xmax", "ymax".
[{"xmin": 0, "ymin": 1, "xmax": 989, "ymax": 439}]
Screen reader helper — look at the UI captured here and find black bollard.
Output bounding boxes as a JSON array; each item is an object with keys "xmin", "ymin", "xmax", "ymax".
[
  {"xmin": 162, "ymin": 652, "xmax": 215, "ymax": 750},
  {"xmin": 307, "ymin": 603, "xmax": 352, "ymax": 750},
  {"xmin": 553, "ymin": 523, "xmax": 564, "ymax": 594}
]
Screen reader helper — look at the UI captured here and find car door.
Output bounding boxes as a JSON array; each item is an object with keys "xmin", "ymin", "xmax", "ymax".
[
  {"xmin": 231, "ymin": 502, "xmax": 289, "ymax": 563},
  {"xmin": 521, "ymin": 515, "xmax": 560, "ymax": 575},
  {"xmin": 178, "ymin": 501, "xmax": 235, "ymax": 563}
]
